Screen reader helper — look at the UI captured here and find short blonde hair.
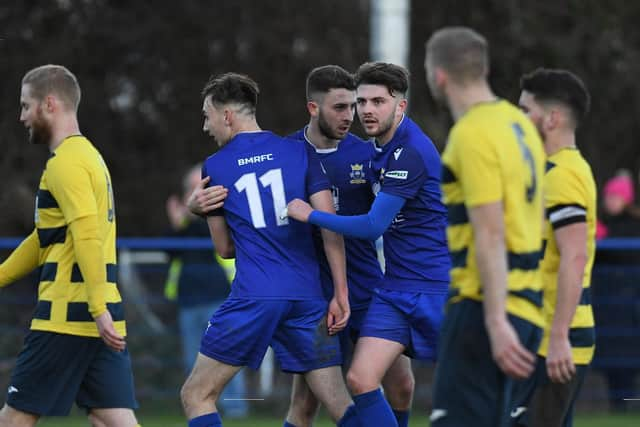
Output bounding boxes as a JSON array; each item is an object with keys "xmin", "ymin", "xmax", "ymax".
[
  {"xmin": 426, "ymin": 27, "xmax": 489, "ymax": 83},
  {"xmin": 22, "ymin": 64, "xmax": 81, "ymax": 111}
]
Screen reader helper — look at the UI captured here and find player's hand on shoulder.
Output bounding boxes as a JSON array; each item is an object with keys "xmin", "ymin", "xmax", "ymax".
[
  {"xmin": 327, "ymin": 294, "xmax": 350, "ymax": 335},
  {"xmin": 546, "ymin": 335, "xmax": 575, "ymax": 383},
  {"xmin": 95, "ymin": 310, "xmax": 126, "ymax": 352},
  {"xmin": 285, "ymin": 199, "xmax": 313, "ymax": 223},
  {"xmin": 486, "ymin": 317, "xmax": 535, "ymax": 380},
  {"xmin": 187, "ymin": 176, "xmax": 228, "ymax": 215}
]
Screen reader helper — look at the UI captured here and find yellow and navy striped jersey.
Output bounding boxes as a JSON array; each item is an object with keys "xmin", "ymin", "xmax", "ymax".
[
  {"xmin": 441, "ymin": 100, "xmax": 545, "ymax": 327},
  {"xmin": 537, "ymin": 148, "xmax": 596, "ymax": 364},
  {"xmin": 32, "ymin": 135, "xmax": 125, "ymax": 337}
]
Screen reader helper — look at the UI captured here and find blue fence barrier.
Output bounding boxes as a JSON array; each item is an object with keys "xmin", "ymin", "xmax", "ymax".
[{"xmin": 1, "ymin": 236, "xmax": 640, "ymax": 410}]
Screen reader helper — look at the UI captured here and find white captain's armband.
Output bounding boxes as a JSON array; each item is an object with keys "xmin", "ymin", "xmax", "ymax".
[{"xmin": 547, "ymin": 204, "xmax": 587, "ymax": 229}]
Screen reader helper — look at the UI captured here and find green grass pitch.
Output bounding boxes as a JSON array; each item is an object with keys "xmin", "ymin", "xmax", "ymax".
[{"xmin": 37, "ymin": 412, "xmax": 640, "ymax": 426}]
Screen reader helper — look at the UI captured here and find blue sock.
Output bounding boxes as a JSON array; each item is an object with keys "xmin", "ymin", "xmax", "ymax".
[
  {"xmin": 337, "ymin": 404, "xmax": 361, "ymax": 427},
  {"xmin": 393, "ymin": 409, "xmax": 410, "ymax": 427},
  {"xmin": 188, "ymin": 412, "xmax": 222, "ymax": 427},
  {"xmin": 283, "ymin": 422, "xmax": 297, "ymax": 427},
  {"xmin": 353, "ymin": 389, "xmax": 397, "ymax": 427}
]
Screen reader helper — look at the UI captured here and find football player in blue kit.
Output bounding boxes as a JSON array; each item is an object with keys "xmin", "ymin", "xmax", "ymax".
[
  {"xmin": 180, "ymin": 73, "xmax": 360, "ymax": 427},
  {"xmin": 284, "ymin": 66, "xmax": 415, "ymax": 427},
  {"xmin": 286, "ymin": 62, "xmax": 451, "ymax": 427}
]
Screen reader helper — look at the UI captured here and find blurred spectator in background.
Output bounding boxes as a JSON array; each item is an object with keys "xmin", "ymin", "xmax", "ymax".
[
  {"xmin": 593, "ymin": 168, "xmax": 640, "ymax": 411},
  {"xmin": 596, "ymin": 170, "xmax": 640, "ymax": 239},
  {"xmin": 165, "ymin": 164, "xmax": 248, "ymax": 419}
]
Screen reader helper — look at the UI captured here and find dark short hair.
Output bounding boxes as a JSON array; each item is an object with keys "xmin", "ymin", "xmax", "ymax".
[
  {"xmin": 425, "ymin": 27, "xmax": 489, "ymax": 83},
  {"xmin": 355, "ymin": 62, "xmax": 409, "ymax": 97},
  {"xmin": 306, "ymin": 65, "xmax": 355, "ymax": 101},
  {"xmin": 22, "ymin": 64, "xmax": 81, "ymax": 111},
  {"xmin": 201, "ymin": 72, "xmax": 259, "ymax": 114},
  {"xmin": 520, "ymin": 68, "xmax": 591, "ymax": 126}
]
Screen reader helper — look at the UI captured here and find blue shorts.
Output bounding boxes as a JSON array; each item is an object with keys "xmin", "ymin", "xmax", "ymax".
[
  {"xmin": 200, "ymin": 298, "xmax": 341, "ymax": 373},
  {"xmin": 430, "ymin": 299, "xmax": 542, "ymax": 427},
  {"xmin": 7, "ymin": 330, "xmax": 138, "ymax": 416},
  {"xmin": 359, "ymin": 288, "xmax": 446, "ymax": 361}
]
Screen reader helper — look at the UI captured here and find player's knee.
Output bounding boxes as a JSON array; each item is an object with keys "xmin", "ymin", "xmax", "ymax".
[
  {"xmin": 87, "ymin": 412, "xmax": 107, "ymax": 427},
  {"xmin": 88, "ymin": 408, "xmax": 137, "ymax": 427},
  {"xmin": 385, "ymin": 371, "xmax": 415, "ymax": 406},
  {"xmin": 0, "ymin": 404, "xmax": 38, "ymax": 427},
  {"xmin": 181, "ymin": 378, "xmax": 220, "ymax": 412},
  {"xmin": 346, "ymin": 368, "xmax": 376, "ymax": 395},
  {"xmin": 180, "ymin": 380, "xmax": 199, "ymax": 411},
  {"xmin": 291, "ymin": 395, "xmax": 319, "ymax": 422}
]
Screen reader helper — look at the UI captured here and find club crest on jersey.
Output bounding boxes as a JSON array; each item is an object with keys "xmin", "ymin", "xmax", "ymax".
[{"xmin": 349, "ymin": 163, "xmax": 367, "ymax": 184}]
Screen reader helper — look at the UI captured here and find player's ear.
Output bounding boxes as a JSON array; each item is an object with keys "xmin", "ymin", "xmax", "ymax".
[
  {"xmin": 43, "ymin": 95, "xmax": 56, "ymax": 114},
  {"xmin": 434, "ymin": 67, "xmax": 447, "ymax": 88},
  {"xmin": 307, "ymin": 100, "xmax": 319, "ymax": 117},
  {"xmin": 397, "ymin": 97, "xmax": 408, "ymax": 115},
  {"xmin": 223, "ymin": 108, "xmax": 232, "ymax": 126},
  {"xmin": 546, "ymin": 109, "xmax": 561, "ymax": 131}
]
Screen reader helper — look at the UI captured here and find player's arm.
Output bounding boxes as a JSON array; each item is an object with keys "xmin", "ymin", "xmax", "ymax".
[
  {"xmin": 0, "ymin": 230, "xmax": 40, "ymax": 287},
  {"xmin": 309, "ymin": 189, "xmax": 350, "ymax": 334},
  {"xmin": 68, "ymin": 214, "xmax": 125, "ymax": 351},
  {"xmin": 47, "ymin": 158, "xmax": 125, "ymax": 352},
  {"xmin": 468, "ymin": 202, "xmax": 536, "ymax": 380},
  {"xmin": 546, "ymin": 208, "xmax": 588, "ymax": 383},
  {"xmin": 287, "ymin": 191, "xmax": 405, "ymax": 240},
  {"xmin": 206, "ymin": 215, "xmax": 235, "ymax": 259}
]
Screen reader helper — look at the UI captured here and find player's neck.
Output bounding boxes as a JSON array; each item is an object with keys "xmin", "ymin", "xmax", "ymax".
[
  {"xmin": 231, "ymin": 117, "xmax": 261, "ymax": 137},
  {"xmin": 448, "ymin": 82, "xmax": 496, "ymax": 122},
  {"xmin": 49, "ymin": 115, "xmax": 81, "ymax": 151},
  {"xmin": 544, "ymin": 129, "xmax": 576, "ymax": 156},
  {"xmin": 306, "ymin": 122, "xmax": 339, "ymax": 150},
  {"xmin": 376, "ymin": 113, "xmax": 404, "ymax": 146}
]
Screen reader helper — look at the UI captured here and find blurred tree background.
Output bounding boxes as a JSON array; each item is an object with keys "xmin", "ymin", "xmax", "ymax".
[
  {"xmin": 2, "ymin": 0, "xmax": 639, "ymax": 236},
  {"xmin": 4, "ymin": 1, "xmax": 640, "ymax": 417}
]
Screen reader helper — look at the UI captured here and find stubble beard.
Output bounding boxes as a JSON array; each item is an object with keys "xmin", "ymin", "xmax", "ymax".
[
  {"xmin": 29, "ymin": 113, "xmax": 52, "ymax": 146},
  {"xmin": 318, "ymin": 111, "xmax": 345, "ymax": 141}
]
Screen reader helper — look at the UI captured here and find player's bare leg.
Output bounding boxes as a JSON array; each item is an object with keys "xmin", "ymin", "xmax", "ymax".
[
  {"xmin": 181, "ymin": 353, "xmax": 243, "ymax": 420},
  {"xmin": 0, "ymin": 404, "xmax": 39, "ymax": 427},
  {"xmin": 347, "ymin": 337, "xmax": 405, "ymax": 395},
  {"xmin": 88, "ymin": 408, "xmax": 138, "ymax": 427},
  {"xmin": 303, "ymin": 366, "xmax": 353, "ymax": 423},
  {"xmin": 382, "ymin": 354, "xmax": 414, "ymax": 411},
  {"xmin": 285, "ymin": 374, "xmax": 320, "ymax": 427}
]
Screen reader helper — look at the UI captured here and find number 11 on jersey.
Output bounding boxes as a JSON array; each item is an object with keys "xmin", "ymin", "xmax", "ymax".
[{"xmin": 235, "ymin": 168, "xmax": 289, "ymax": 228}]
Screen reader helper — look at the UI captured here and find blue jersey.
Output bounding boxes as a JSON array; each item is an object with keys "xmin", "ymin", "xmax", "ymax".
[
  {"xmin": 372, "ymin": 116, "xmax": 450, "ymax": 293},
  {"xmin": 289, "ymin": 128, "xmax": 384, "ymax": 309},
  {"xmin": 203, "ymin": 131, "xmax": 330, "ymax": 300}
]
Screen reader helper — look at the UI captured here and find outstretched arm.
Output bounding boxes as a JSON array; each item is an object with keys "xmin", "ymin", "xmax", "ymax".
[
  {"xmin": 0, "ymin": 230, "xmax": 40, "ymax": 287},
  {"xmin": 286, "ymin": 191, "xmax": 405, "ymax": 241}
]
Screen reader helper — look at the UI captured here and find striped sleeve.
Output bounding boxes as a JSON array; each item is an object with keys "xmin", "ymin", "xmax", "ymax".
[{"xmin": 545, "ymin": 165, "xmax": 587, "ymax": 230}]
